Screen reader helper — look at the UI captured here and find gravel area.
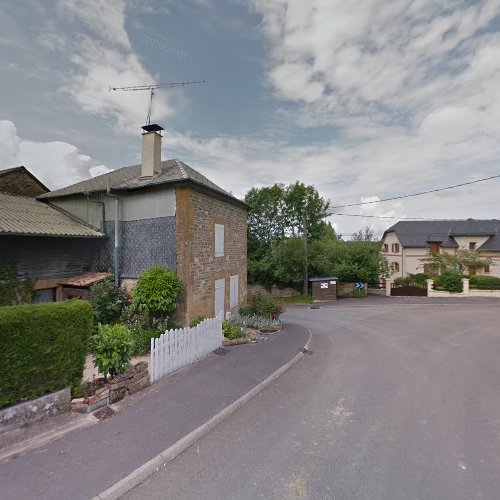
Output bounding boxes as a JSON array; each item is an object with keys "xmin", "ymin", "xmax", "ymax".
[{"xmin": 83, "ymin": 354, "xmax": 150, "ymax": 382}]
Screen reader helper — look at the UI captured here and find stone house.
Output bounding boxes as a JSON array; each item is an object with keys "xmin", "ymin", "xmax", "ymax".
[
  {"xmin": 381, "ymin": 220, "xmax": 500, "ymax": 278},
  {"xmin": 37, "ymin": 124, "xmax": 248, "ymax": 324}
]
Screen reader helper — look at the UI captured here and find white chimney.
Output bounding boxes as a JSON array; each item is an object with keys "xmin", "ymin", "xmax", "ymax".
[{"xmin": 141, "ymin": 124, "xmax": 164, "ymax": 178}]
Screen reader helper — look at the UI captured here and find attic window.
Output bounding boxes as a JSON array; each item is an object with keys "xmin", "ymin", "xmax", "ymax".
[{"xmin": 469, "ymin": 242, "xmax": 476, "ymax": 250}]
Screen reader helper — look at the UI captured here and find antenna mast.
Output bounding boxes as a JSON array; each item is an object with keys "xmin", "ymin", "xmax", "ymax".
[{"xmin": 109, "ymin": 80, "xmax": 205, "ymax": 125}]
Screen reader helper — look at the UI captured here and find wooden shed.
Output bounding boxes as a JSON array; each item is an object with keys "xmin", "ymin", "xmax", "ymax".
[{"xmin": 310, "ymin": 276, "xmax": 338, "ymax": 301}]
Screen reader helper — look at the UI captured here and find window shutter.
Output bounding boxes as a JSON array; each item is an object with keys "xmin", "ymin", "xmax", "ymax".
[
  {"xmin": 230, "ymin": 275, "xmax": 239, "ymax": 308},
  {"xmin": 215, "ymin": 224, "xmax": 224, "ymax": 257}
]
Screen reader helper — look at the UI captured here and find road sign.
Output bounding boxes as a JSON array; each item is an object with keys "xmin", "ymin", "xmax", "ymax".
[{"xmin": 355, "ymin": 282, "xmax": 365, "ymax": 289}]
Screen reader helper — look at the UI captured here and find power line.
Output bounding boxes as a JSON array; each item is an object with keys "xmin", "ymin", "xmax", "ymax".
[
  {"xmin": 329, "ymin": 173, "xmax": 500, "ymax": 209},
  {"xmin": 330, "ymin": 213, "xmax": 436, "ymax": 220}
]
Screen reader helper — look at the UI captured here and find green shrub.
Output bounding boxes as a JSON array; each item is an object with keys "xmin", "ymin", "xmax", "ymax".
[
  {"xmin": 131, "ymin": 328, "xmax": 159, "ymax": 356},
  {"xmin": 190, "ymin": 316, "xmax": 206, "ymax": 328},
  {"xmin": 0, "ymin": 262, "xmax": 34, "ymax": 306},
  {"xmin": 393, "ymin": 273, "xmax": 429, "ymax": 287},
  {"xmin": 133, "ymin": 266, "xmax": 182, "ymax": 322},
  {"xmin": 436, "ymin": 271, "xmax": 463, "ymax": 293},
  {"xmin": 0, "ymin": 300, "xmax": 92, "ymax": 409},
  {"xmin": 91, "ymin": 324, "xmax": 133, "ymax": 381},
  {"xmin": 223, "ymin": 320, "xmax": 242, "ymax": 340},
  {"xmin": 238, "ymin": 305, "xmax": 254, "ymax": 317},
  {"xmin": 469, "ymin": 275, "xmax": 500, "ymax": 290},
  {"xmin": 90, "ymin": 277, "xmax": 131, "ymax": 325}
]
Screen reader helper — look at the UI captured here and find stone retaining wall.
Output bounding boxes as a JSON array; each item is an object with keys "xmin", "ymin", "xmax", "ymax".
[
  {"xmin": 71, "ymin": 361, "xmax": 150, "ymax": 413},
  {"xmin": 0, "ymin": 388, "xmax": 71, "ymax": 431},
  {"xmin": 248, "ymin": 284, "xmax": 300, "ymax": 298}
]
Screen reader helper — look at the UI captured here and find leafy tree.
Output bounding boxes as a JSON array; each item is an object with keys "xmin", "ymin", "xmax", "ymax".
[
  {"xmin": 350, "ymin": 226, "xmax": 375, "ymax": 242},
  {"xmin": 133, "ymin": 266, "xmax": 182, "ymax": 323},
  {"xmin": 419, "ymin": 249, "xmax": 492, "ymax": 276}
]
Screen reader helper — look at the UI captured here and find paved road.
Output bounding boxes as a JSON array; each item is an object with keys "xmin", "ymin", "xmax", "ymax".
[{"xmin": 126, "ymin": 300, "xmax": 500, "ymax": 500}]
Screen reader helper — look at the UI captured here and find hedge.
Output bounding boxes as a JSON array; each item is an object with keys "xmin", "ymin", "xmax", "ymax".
[
  {"xmin": 0, "ymin": 300, "xmax": 93, "ymax": 409},
  {"xmin": 469, "ymin": 275, "xmax": 500, "ymax": 290}
]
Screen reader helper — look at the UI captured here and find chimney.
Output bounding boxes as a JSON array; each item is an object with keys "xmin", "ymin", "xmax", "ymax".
[{"xmin": 141, "ymin": 124, "xmax": 164, "ymax": 178}]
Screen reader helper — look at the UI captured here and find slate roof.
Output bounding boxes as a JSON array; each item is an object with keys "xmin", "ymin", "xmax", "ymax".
[
  {"xmin": 0, "ymin": 193, "xmax": 104, "ymax": 238},
  {"xmin": 383, "ymin": 220, "xmax": 500, "ymax": 251},
  {"xmin": 38, "ymin": 159, "xmax": 247, "ymax": 208}
]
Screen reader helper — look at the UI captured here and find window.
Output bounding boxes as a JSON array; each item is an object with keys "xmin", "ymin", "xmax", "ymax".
[
  {"xmin": 430, "ymin": 243, "xmax": 440, "ymax": 253},
  {"xmin": 215, "ymin": 224, "xmax": 224, "ymax": 257},
  {"xmin": 383, "ymin": 244, "xmax": 388, "ymax": 252},
  {"xmin": 484, "ymin": 264, "xmax": 491, "ymax": 273},
  {"xmin": 391, "ymin": 243, "xmax": 400, "ymax": 253},
  {"xmin": 391, "ymin": 262, "xmax": 400, "ymax": 272},
  {"xmin": 469, "ymin": 242, "xmax": 476, "ymax": 250},
  {"xmin": 423, "ymin": 264, "xmax": 430, "ymax": 274},
  {"xmin": 230, "ymin": 275, "xmax": 239, "ymax": 308}
]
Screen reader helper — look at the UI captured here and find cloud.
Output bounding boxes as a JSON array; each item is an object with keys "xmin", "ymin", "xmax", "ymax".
[{"xmin": 0, "ymin": 120, "xmax": 110, "ymax": 189}]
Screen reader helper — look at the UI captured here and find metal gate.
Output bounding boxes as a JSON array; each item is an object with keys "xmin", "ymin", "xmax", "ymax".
[{"xmin": 391, "ymin": 283, "xmax": 427, "ymax": 296}]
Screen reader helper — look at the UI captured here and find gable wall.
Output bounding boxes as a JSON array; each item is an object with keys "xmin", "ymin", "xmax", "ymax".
[
  {"xmin": 0, "ymin": 170, "xmax": 47, "ymax": 197},
  {"xmin": 175, "ymin": 186, "xmax": 247, "ymax": 325}
]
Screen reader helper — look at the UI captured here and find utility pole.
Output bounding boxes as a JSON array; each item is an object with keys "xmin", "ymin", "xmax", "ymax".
[
  {"xmin": 303, "ymin": 212, "xmax": 308, "ymax": 296},
  {"xmin": 109, "ymin": 80, "xmax": 205, "ymax": 125}
]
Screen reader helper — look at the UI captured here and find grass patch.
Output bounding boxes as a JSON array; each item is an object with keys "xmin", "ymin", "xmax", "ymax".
[{"xmin": 282, "ymin": 295, "xmax": 313, "ymax": 304}]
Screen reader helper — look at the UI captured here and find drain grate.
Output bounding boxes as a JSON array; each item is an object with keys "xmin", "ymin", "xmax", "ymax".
[
  {"xmin": 213, "ymin": 347, "xmax": 229, "ymax": 356},
  {"xmin": 93, "ymin": 406, "xmax": 116, "ymax": 421}
]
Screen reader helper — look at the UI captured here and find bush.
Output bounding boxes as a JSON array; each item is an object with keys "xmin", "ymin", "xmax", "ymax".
[
  {"xmin": 436, "ymin": 271, "xmax": 463, "ymax": 293},
  {"xmin": 393, "ymin": 273, "xmax": 429, "ymax": 287},
  {"xmin": 469, "ymin": 275, "xmax": 500, "ymax": 290},
  {"xmin": 0, "ymin": 300, "xmax": 92, "ymax": 409},
  {"xmin": 238, "ymin": 305, "xmax": 254, "ymax": 317},
  {"xmin": 91, "ymin": 324, "xmax": 133, "ymax": 381},
  {"xmin": 190, "ymin": 316, "xmax": 206, "ymax": 328},
  {"xmin": 222, "ymin": 320, "xmax": 242, "ymax": 340},
  {"xmin": 0, "ymin": 262, "xmax": 34, "ymax": 306},
  {"xmin": 249, "ymin": 293, "xmax": 285, "ymax": 319},
  {"xmin": 90, "ymin": 277, "xmax": 131, "ymax": 325},
  {"xmin": 133, "ymin": 266, "xmax": 182, "ymax": 322},
  {"xmin": 131, "ymin": 328, "xmax": 159, "ymax": 356}
]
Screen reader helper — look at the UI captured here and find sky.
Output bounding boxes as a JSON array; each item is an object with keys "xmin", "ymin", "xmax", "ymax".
[{"xmin": 1, "ymin": 0, "xmax": 499, "ymax": 239}]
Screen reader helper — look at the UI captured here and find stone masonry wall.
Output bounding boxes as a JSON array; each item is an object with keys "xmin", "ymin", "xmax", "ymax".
[
  {"xmin": 0, "ymin": 169, "xmax": 47, "ymax": 197},
  {"xmin": 176, "ymin": 187, "xmax": 247, "ymax": 325}
]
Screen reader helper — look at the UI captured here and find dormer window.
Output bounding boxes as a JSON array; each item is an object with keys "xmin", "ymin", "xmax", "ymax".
[
  {"xmin": 430, "ymin": 243, "xmax": 440, "ymax": 253},
  {"xmin": 469, "ymin": 242, "xmax": 476, "ymax": 250}
]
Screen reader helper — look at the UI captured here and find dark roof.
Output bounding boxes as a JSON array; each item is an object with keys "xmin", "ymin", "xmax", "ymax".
[
  {"xmin": 0, "ymin": 192, "xmax": 104, "ymax": 238},
  {"xmin": 38, "ymin": 159, "xmax": 247, "ymax": 208},
  {"xmin": 383, "ymin": 220, "xmax": 500, "ymax": 251}
]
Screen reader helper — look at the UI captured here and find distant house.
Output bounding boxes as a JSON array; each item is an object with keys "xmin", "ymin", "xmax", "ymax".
[
  {"xmin": 381, "ymin": 220, "xmax": 500, "ymax": 278},
  {"xmin": 0, "ymin": 166, "xmax": 106, "ymax": 302},
  {"xmin": 37, "ymin": 124, "xmax": 248, "ymax": 324}
]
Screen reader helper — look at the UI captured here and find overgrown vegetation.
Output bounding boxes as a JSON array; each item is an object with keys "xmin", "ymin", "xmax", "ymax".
[
  {"xmin": 0, "ymin": 262, "xmax": 34, "ymax": 306},
  {"xmin": 420, "ymin": 249, "xmax": 492, "ymax": 276},
  {"xmin": 91, "ymin": 324, "xmax": 134, "ymax": 381},
  {"xmin": 248, "ymin": 293, "xmax": 285, "ymax": 319},
  {"xmin": 190, "ymin": 316, "xmax": 206, "ymax": 327},
  {"xmin": 393, "ymin": 273, "xmax": 430, "ymax": 287},
  {"xmin": 0, "ymin": 300, "xmax": 92, "ymax": 409},
  {"xmin": 90, "ymin": 276, "xmax": 131, "ymax": 325}
]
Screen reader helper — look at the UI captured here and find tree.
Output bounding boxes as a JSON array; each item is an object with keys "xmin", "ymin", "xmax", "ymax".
[
  {"xmin": 419, "ymin": 249, "xmax": 492, "ymax": 276},
  {"xmin": 350, "ymin": 226, "xmax": 375, "ymax": 242}
]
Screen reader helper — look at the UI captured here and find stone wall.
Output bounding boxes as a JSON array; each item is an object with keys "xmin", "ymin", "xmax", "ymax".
[
  {"xmin": 0, "ymin": 388, "xmax": 71, "ymax": 431},
  {"xmin": 248, "ymin": 284, "xmax": 300, "ymax": 299},
  {"xmin": 337, "ymin": 282, "xmax": 367, "ymax": 298},
  {"xmin": 0, "ymin": 168, "xmax": 48, "ymax": 197},
  {"xmin": 176, "ymin": 187, "xmax": 247, "ymax": 325}
]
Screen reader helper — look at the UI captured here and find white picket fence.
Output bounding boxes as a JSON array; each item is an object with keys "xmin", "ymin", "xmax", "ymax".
[{"xmin": 150, "ymin": 315, "xmax": 223, "ymax": 383}]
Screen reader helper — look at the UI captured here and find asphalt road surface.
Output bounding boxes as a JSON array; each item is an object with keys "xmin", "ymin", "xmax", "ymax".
[{"xmin": 125, "ymin": 300, "xmax": 500, "ymax": 500}]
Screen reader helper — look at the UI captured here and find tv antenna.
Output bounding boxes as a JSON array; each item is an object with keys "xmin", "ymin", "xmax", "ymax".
[{"xmin": 109, "ymin": 80, "xmax": 205, "ymax": 125}]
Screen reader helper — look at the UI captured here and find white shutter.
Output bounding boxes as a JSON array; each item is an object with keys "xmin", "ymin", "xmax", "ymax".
[
  {"xmin": 214, "ymin": 278, "xmax": 225, "ymax": 316},
  {"xmin": 215, "ymin": 224, "xmax": 224, "ymax": 257},
  {"xmin": 230, "ymin": 275, "xmax": 239, "ymax": 308}
]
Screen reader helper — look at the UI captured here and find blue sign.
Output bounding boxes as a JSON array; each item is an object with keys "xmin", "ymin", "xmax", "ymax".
[{"xmin": 355, "ymin": 282, "xmax": 365, "ymax": 289}]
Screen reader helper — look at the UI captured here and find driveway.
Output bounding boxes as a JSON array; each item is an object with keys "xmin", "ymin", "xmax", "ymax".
[{"xmin": 126, "ymin": 299, "xmax": 500, "ymax": 500}]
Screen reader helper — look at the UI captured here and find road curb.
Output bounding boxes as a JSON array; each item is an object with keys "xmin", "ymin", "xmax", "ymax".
[{"xmin": 94, "ymin": 328, "xmax": 312, "ymax": 500}]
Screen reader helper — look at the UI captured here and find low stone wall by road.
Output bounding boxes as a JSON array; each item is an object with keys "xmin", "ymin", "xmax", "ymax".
[
  {"xmin": 0, "ymin": 388, "xmax": 71, "ymax": 431},
  {"xmin": 248, "ymin": 284, "xmax": 300, "ymax": 298}
]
